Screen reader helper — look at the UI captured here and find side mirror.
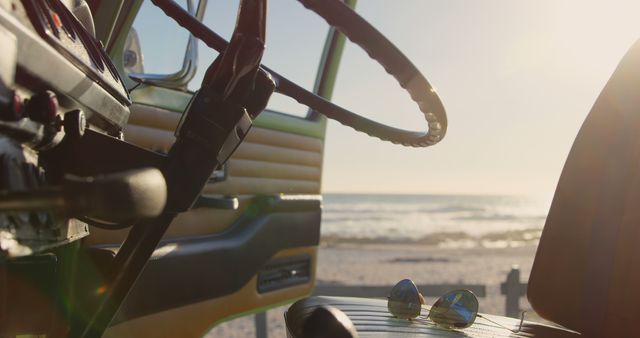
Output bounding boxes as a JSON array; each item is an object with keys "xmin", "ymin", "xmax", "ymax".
[
  {"xmin": 123, "ymin": 27, "xmax": 144, "ymax": 73},
  {"xmin": 126, "ymin": 0, "xmax": 207, "ymax": 90}
]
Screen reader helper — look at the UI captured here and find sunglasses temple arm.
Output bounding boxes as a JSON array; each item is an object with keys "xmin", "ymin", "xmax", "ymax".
[{"xmin": 476, "ymin": 311, "xmax": 525, "ymax": 333}]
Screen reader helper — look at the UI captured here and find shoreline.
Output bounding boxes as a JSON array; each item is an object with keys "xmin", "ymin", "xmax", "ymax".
[{"xmin": 320, "ymin": 228, "xmax": 542, "ymax": 249}]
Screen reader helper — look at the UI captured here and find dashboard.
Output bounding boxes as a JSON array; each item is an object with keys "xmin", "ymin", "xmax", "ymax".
[
  {"xmin": 0, "ymin": 0, "xmax": 134, "ymax": 258},
  {"xmin": 0, "ymin": 0, "xmax": 130, "ymax": 137}
]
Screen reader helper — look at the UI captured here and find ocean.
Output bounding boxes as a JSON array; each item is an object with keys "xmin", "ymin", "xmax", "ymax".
[{"xmin": 321, "ymin": 193, "xmax": 551, "ymax": 248}]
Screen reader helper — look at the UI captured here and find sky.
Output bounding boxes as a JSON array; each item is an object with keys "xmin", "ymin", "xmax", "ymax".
[{"xmin": 134, "ymin": 0, "xmax": 640, "ymax": 200}]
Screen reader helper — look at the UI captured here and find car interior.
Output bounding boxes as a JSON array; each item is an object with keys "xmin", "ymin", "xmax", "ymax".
[{"xmin": 0, "ymin": 0, "xmax": 639, "ymax": 337}]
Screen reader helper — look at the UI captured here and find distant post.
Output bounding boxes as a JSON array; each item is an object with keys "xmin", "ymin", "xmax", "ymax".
[
  {"xmin": 501, "ymin": 265, "xmax": 527, "ymax": 318},
  {"xmin": 255, "ymin": 312, "xmax": 267, "ymax": 338}
]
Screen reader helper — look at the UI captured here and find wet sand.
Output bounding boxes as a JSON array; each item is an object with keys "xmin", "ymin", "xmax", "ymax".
[{"xmin": 206, "ymin": 242, "xmax": 540, "ymax": 337}]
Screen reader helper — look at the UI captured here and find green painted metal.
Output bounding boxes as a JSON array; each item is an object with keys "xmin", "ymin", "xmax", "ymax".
[
  {"xmin": 305, "ymin": 0, "xmax": 357, "ymax": 139},
  {"xmin": 313, "ymin": 0, "xmax": 356, "ymax": 102},
  {"xmin": 93, "ymin": 0, "xmax": 125, "ymax": 46},
  {"xmin": 130, "ymin": 85, "xmax": 192, "ymax": 113},
  {"xmin": 108, "ymin": 0, "xmax": 144, "ymax": 91}
]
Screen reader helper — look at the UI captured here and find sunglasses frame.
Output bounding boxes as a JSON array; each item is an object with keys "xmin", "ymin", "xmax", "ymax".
[
  {"xmin": 387, "ymin": 281, "xmax": 525, "ymax": 333},
  {"xmin": 428, "ymin": 289, "xmax": 480, "ymax": 329}
]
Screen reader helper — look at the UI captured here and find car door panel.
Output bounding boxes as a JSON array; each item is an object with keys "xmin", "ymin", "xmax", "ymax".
[
  {"xmin": 94, "ymin": 101, "xmax": 325, "ymax": 338},
  {"xmin": 92, "ymin": 1, "xmax": 350, "ymax": 334},
  {"xmin": 106, "ymin": 246, "xmax": 317, "ymax": 338}
]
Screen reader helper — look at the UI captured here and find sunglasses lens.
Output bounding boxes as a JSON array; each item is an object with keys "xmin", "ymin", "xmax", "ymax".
[
  {"xmin": 387, "ymin": 279, "xmax": 424, "ymax": 319},
  {"xmin": 429, "ymin": 290, "xmax": 479, "ymax": 329}
]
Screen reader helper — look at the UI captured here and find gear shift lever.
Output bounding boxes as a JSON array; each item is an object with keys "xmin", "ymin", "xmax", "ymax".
[
  {"xmin": 0, "ymin": 168, "xmax": 166, "ymax": 223},
  {"xmin": 302, "ymin": 305, "xmax": 359, "ymax": 338}
]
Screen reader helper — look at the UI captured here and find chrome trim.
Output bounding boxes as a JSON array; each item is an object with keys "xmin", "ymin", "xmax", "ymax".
[{"xmin": 127, "ymin": 0, "xmax": 207, "ymax": 90}]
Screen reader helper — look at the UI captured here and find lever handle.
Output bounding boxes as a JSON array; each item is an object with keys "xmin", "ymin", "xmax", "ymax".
[
  {"xmin": 302, "ymin": 306, "xmax": 359, "ymax": 338},
  {"xmin": 64, "ymin": 168, "xmax": 167, "ymax": 222},
  {"xmin": 0, "ymin": 168, "xmax": 167, "ymax": 223},
  {"xmin": 193, "ymin": 195, "xmax": 239, "ymax": 210}
]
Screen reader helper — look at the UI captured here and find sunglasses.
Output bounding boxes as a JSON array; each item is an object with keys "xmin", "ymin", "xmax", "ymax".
[{"xmin": 387, "ymin": 279, "xmax": 524, "ymax": 332}]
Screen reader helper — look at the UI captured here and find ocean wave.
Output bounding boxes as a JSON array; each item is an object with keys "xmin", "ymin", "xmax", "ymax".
[
  {"xmin": 387, "ymin": 256, "xmax": 455, "ymax": 263},
  {"xmin": 324, "ymin": 205, "xmax": 487, "ymax": 214},
  {"xmin": 422, "ymin": 205, "xmax": 486, "ymax": 213},
  {"xmin": 322, "ymin": 208, "xmax": 395, "ymax": 214},
  {"xmin": 322, "ymin": 215, "xmax": 395, "ymax": 223},
  {"xmin": 452, "ymin": 213, "xmax": 546, "ymax": 221},
  {"xmin": 321, "ymin": 194, "xmax": 550, "ymax": 243},
  {"xmin": 321, "ymin": 228, "xmax": 542, "ymax": 249}
]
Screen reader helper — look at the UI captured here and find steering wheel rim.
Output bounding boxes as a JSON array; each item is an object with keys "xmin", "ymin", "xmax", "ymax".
[{"xmin": 150, "ymin": 0, "xmax": 447, "ymax": 147}]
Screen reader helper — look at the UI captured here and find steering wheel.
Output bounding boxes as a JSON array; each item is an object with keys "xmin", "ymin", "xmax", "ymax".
[{"xmin": 150, "ymin": 0, "xmax": 448, "ymax": 147}]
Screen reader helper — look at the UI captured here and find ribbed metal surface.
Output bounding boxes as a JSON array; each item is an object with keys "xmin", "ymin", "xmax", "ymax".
[{"xmin": 286, "ymin": 297, "xmax": 578, "ymax": 338}]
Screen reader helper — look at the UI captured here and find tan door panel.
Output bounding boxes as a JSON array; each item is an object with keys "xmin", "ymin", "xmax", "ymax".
[
  {"xmin": 88, "ymin": 100, "xmax": 324, "ymax": 335},
  {"xmin": 229, "ymin": 159, "xmax": 321, "ymax": 181},
  {"xmin": 86, "ymin": 103, "xmax": 325, "ymax": 244}
]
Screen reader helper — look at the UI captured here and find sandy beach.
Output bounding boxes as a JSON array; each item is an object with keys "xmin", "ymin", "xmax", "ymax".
[{"xmin": 207, "ymin": 241, "xmax": 541, "ymax": 337}]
